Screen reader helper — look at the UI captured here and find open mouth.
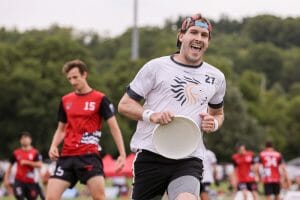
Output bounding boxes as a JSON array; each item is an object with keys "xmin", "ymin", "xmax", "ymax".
[{"xmin": 190, "ymin": 43, "xmax": 202, "ymax": 52}]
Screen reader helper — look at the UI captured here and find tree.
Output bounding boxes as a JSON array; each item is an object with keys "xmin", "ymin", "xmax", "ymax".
[
  {"xmin": 240, "ymin": 43, "xmax": 283, "ymax": 87},
  {"xmin": 205, "ymin": 83, "xmax": 266, "ymax": 162}
]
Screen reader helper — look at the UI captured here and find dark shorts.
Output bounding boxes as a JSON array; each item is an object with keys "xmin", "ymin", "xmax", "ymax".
[
  {"xmin": 264, "ymin": 183, "xmax": 280, "ymax": 195},
  {"xmin": 51, "ymin": 153, "xmax": 104, "ymax": 188},
  {"xmin": 132, "ymin": 150, "xmax": 203, "ymax": 200},
  {"xmin": 200, "ymin": 182, "xmax": 211, "ymax": 193},
  {"xmin": 237, "ymin": 182, "xmax": 258, "ymax": 191},
  {"xmin": 13, "ymin": 180, "xmax": 40, "ymax": 200}
]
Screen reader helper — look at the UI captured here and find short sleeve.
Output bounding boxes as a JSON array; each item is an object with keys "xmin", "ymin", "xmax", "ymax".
[
  {"xmin": 57, "ymin": 101, "xmax": 67, "ymax": 123},
  {"xmin": 209, "ymin": 76, "xmax": 226, "ymax": 109},
  {"xmin": 9, "ymin": 153, "xmax": 16, "ymax": 164},
  {"xmin": 129, "ymin": 61, "xmax": 156, "ymax": 99},
  {"xmin": 99, "ymin": 96, "xmax": 115, "ymax": 120},
  {"xmin": 34, "ymin": 152, "xmax": 43, "ymax": 162}
]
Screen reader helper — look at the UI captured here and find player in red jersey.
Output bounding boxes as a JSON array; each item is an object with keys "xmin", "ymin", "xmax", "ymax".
[
  {"xmin": 46, "ymin": 59, "xmax": 126, "ymax": 200},
  {"xmin": 231, "ymin": 144, "xmax": 258, "ymax": 200},
  {"xmin": 4, "ymin": 131, "xmax": 43, "ymax": 200},
  {"xmin": 258, "ymin": 141, "xmax": 290, "ymax": 200}
]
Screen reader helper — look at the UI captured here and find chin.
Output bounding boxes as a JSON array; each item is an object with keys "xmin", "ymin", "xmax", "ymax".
[{"xmin": 187, "ymin": 56, "xmax": 202, "ymax": 64}]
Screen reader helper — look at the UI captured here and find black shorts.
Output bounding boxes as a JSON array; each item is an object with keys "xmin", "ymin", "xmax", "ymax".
[
  {"xmin": 237, "ymin": 182, "xmax": 258, "ymax": 191},
  {"xmin": 264, "ymin": 183, "xmax": 280, "ymax": 195},
  {"xmin": 200, "ymin": 182, "xmax": 211, "ymax": 193},
  {"xmin": 51, "ymin": 153, "xmax": 104, "ymax": 188},
  {"xmin": 13, "ymin": 180, "xmax": 40, "ymax": 200},
  {"xmin": 132, "ymin": 150, "xmax": 203, "ymax": 200}
]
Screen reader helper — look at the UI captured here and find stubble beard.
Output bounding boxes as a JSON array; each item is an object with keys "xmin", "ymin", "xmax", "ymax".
[{"xmin": 185, "ymin": 52, "xmax": 202, "ymax": 65}]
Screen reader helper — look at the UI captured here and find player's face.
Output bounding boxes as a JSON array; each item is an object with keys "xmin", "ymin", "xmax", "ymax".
[
  {"xmin": 238, "ymin": 145, "xmax": 246, "ymax": 153},
  {"xmin": 66, "ymin": 67, "xmax": 87, "ymax": 92},
  {"xmin": 178, "ymin": 26, "xmax": 209, "ymax": 65},
  {"xmin": 20, "ymin": 135, "xmax": 32, "ymax": 147}
]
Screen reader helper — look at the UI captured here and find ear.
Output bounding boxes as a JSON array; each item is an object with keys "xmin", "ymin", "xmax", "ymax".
[
  {"xmin": 178, "ymin": 32, "xmax": 184, "ymax": 43},
  {"xmin": 83, "ymin": 71, "xmax": 88, "ymax": 78}
]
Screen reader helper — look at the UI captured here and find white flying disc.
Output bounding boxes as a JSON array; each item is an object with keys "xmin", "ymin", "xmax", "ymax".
[{"xmin": 153, "ymin": 115, "xmax": 202, "ymax": 159}]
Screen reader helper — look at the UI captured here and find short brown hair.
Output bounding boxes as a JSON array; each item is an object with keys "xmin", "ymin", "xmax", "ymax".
[
  {"xmin": 177, "ymin": 13, "xmax": 212, "ymax": 49},
  {"xmin": 62, "ymin": 59, "xmax": 88, "ymax": 75},
  {"xmin": 19, "ymin": 131, "xmax": 31, "ymax": 139},
  {"xmin": 265, "ymin": 141, "xmax": 273, "ymax": 148}
]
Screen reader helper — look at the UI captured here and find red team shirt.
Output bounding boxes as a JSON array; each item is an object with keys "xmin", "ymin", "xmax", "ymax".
[
  {"xmin": 232, "ymin": 151, "xmax": 256, "ymax": 183},
  {"xmin": 10, "ymin": 148, "xmax": 41, "ymax": 183},
  {"xmin": 58, "ymin": 90, "xmax": 114, "ymax": 156},
  {"xmin": 259, "ymin": 149, "xmax": 282, "ymax": 183}
]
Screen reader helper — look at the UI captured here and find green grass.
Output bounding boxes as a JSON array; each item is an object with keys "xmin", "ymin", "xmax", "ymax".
[{"xmin": 1, "ymin": 180, "xmax": 269, "ymax": 200}]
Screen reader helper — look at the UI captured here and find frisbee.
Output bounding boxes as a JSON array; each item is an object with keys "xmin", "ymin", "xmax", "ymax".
[{"xmin": 153, "ymin": 115, "xmax": 202, "ymax": 159}]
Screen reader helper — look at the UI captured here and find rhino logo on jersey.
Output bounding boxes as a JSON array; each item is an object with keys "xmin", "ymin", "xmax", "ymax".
[{"xmin": 171, "ymin": 76, "xmax": 207, "ymax": 106}]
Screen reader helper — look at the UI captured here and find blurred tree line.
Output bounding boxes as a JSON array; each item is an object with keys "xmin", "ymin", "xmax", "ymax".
[{"xmin": 0, "ymin": 14, "xmax": 300, "ymax": 162}]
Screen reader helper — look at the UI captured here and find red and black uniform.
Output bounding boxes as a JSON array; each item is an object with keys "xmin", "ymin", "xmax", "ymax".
[
  {"xmin": 259, "ymin": 149, "xmax": 282, "ymax": 195},
  {"xmin": 232, "ymin": 151, "xmax": 257, "ymax": 191},
  {"xmin": 10, "ymin": 147, "xmax": 42, "ymax": 200},
  {"xmin": 52, "ymin": 90, "xmax": 115, "ymax": 187}
]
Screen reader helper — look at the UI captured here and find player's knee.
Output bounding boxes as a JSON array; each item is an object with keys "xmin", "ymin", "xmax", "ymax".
[
  {"xmin": 46, "ymin": 190, "xmax": 63, "ymax": 200},
  {"xmin": 175, "ymin": 192, "xmax": 198, "ymax": 200},
  {"xmin": 168, "ymin": 175, "xmax": 200, "ymax": 200},
  {"xmin": 91, "ymin": 193, "xmax": 105, "ymax": 200}
]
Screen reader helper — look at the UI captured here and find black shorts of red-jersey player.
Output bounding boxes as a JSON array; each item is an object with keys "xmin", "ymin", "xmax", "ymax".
[
  {"xmin": 51, "ymin": 154, "xmax": 104, "ymax": 188},
  {"xmin": 13, "ymin": 180, "xmax": 42, "ymax": 200}
]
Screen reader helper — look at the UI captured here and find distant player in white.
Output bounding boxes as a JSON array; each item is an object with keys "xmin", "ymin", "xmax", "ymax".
[
  {"xmin": 119, "ymin": 13, "xmax": 226, "ymax": 200},
  {"xmin": 200, "ymin": 149, "xmax": 218, "ymax": 200}
]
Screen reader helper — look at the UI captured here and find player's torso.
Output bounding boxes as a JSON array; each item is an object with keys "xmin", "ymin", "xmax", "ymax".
[
  {"xmin": 146, "ymin": 60, "xmax": 221, "ymax": 121},
  {"xmin": 14, "ymin": 148, "xmax": 38, "ymax": 183},
  {"xmin": 61, "ymin": 91, "xmax": 104, "ymax": 156},
  {"xmin": 260, "ymin": 150, "xmax": 281, "ymax": 182},
  {"xmin": 233, "ymin": 153, "xmax": 255, "ymax": 182}
]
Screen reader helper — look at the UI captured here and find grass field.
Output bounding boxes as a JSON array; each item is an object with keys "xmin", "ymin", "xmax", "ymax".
[{"xmin": 0, "ymin": 181, "xmax": 281, "ymax": 200}]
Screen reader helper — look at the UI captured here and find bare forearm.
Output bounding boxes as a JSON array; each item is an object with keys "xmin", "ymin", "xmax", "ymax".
[
  {"xmin": 107, "ymin": 117, "xmax": 126, "ymax": 156},
  {"xmin": 208, "ymin": 107, "xmax": 224, "ymax": 127},
  {"xmin": 118, "ymin": 94, "xmax": 144, "ymax": 121},
  {"xmin": 4, "ymin": 165, "xmax": 12, "ymax": 183},
  {"xmin": 21, "ymin": 160, "xmax": 42, "ymax": 168}
]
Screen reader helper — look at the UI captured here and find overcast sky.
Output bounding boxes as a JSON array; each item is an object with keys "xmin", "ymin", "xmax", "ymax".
[{"xmin": 1, "ymin": 0, "xmax": 299, "ymax": 37}]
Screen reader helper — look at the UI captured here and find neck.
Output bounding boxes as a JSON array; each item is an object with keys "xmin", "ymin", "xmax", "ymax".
[
  {"xmin": 22, "ymin": 145, "xmax": 31, "ymax": 150},
  {"xmin": 76, "ymin": 85, "xmax": 92, "ymax": 94},
  {"xmin": 173, "ymin": 53, "xmax": 203, "ymax": 66}
]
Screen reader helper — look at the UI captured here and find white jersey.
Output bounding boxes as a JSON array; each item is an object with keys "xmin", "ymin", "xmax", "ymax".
[
  {"xmin": 202, "ymin": 149, "xmax": 217, "ymax": 183},
  {"xmin": 129, "ymin": 55, "xmax": 226, "ymax": 160}
]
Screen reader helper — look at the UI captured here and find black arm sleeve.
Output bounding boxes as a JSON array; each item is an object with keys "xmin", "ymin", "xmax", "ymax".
[
  {"xmin": 57, "ymin": 101, "xmax": 67, "ymax": 123},
  {"xmin": 126, "ymin": 86, "xmax": 144, "ymax": 101},
  {"xmin": 99, "ymin": 96, "xmax": 116, "ymax": 120},
  {"xmin": 208, "ymin": 101, "xmax": 224, "ymax": 109},
  {"xmin": 34, "ymin": 153, "xmax": 42, "ymax": 162},
  {"xmin": 9, "ymin": 154, "xmax": 16, "ymax": 164}
]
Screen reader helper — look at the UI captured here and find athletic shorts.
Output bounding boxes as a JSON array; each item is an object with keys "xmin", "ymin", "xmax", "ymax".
[
  {"xmin": 13, "ymin": 180, "xmax": 40, "ymax": 200},
  {"xmin": 51, "ymin": 153, "xmax": 104, "ymax": 188},
  {"xmin": 131, "ymin": 149, "xmax": 203, "ymax": 200},
  {"xmin": 237, "ymin": 182, "xmax": 258, "ymax": 191},
  {"xmin": 200, "ymin": 182, "xmax": 211, "ymax": 193},
  {"xmin": 264, "ymin": 182, "xmax": 280, "ymax": 195}
]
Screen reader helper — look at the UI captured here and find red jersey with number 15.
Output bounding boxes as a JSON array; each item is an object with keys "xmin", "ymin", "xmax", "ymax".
[
  {"xmin": 259, "ymin": 149, "xmax": 282, "ymax": 183},
  {"xmin": 58, "ymin": 90, "xmax": 114, "ymax": 156},
  {"xmin": 232, "ymin": 151, "xmax": 256, "ymax": 183}
]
